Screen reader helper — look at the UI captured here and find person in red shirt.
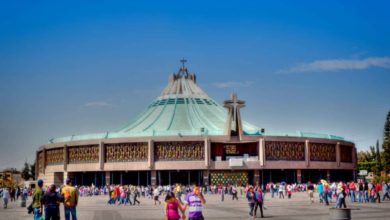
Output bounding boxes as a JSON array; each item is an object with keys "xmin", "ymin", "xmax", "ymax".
[
  {"xmin": 375, "ymin": 182, "xmax": 382, "ymax": 203},
  {"xmin": 348, "ymin": 181, "xmax": 356, "ymax": 203},
  {"xmin": 115, "ymin": 185, "xmax": 121, "ymax": 204}
]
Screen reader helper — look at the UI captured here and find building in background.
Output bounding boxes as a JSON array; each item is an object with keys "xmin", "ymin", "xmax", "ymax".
[
  {"xmin": 0, "ymin": 168, "xmax": 23, "ymax": 187},
  {"xmin": 36, "ymin": 61, "xmax": 357, "ymax": 186}
]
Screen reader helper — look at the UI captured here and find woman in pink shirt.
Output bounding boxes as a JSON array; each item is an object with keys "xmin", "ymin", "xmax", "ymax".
[{"xmin": 164, "ymin": 192, "xmax": 186, "ymax": 220}]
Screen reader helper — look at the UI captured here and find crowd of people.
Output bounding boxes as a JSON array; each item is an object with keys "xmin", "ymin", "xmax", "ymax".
[
  {"xmin": 0, "ymin": 178, "xmax": 79, "ymax": 220},
  {"xmin": 0, "ymin": 186, "xmax": 29, "ymax": 208},
  {"xmin": 1, "ymin": 179, "xmax": 390, "ymax": 219}
]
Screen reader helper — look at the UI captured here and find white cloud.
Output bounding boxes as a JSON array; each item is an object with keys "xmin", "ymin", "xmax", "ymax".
[
  {"xmin": 212, "ymin": 81, "xmax": 254, "ymax": 88},
  {"xmin": 83, "ymin": 101, "xmax": 115, "ymax": 108},
  {"xmin": 278, "ymin": 56, "xmax": 390, "ymax": 73}
]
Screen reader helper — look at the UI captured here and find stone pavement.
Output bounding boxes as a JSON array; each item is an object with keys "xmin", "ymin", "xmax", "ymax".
[{"xmin": 0, "ymin": 192, "xmax": 389, "ymax": 220}]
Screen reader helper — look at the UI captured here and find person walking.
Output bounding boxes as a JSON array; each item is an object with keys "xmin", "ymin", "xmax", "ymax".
[
  {"xmin": 183, "ymin": 184, "xmax": 206, "ymax": 220},
  {"xmin": 364, "ymin": 181, "xmax": 369, "ymax": 203},
  {"xmin": 232, "ymin": 185, "xmax": 238, "ymax": 200},
  {"xmin": 164, "ymin": 192, "xmax": 186, "ymax": 220},
  {"xmin": 253, "ymin": 187, "xmax": 264, "ymax": 218},
  {"xmin": 322, "ymin": 181, "xmax": 330, "ymax": 206},
  {"xmin": 220, "ymin": 185, "xmax": 224, "ymax": 202},
  {"xmin": 317, "ymin": 182, "xmax": 324, "ymax": 203},
  {"xmin": 358, "ymin": 181, "xmax": 364, "ymax": 203},
  {"xmin": 61, "ymin": 178, "xmax": 79, "ymax": 220},
  {"xmin": 133, "ymin": 187, "xmax": 141, "ymax": 205},
  {"xmin": 246, "ymin": 186, "xmax": 256, "ymax": 218},
  {"xmin": 43, "ymin": 184, "xmax": 62, "ymax": 220},
  {"xmin": 10, "ymin": 188, "xmax": 15, "ymax": 202},
  {"xmin": 154, "ymin": 187, "xmax": 161, "ymax": 205},
  {"xmin": 348, "ymin": 181, "xmax": 356, "ymax": 203},
  {"xmin": 374, "ymin": 182, "xmax": 382, "ymax": 203},
  {"xmin": 334, "ymin": 183, "xmax": 347, "ymax": 208},
  {"xmin": 119, "ymin": 187, "xmax": 126, "ymax": 205},
  {"xmin": 307, "ymin": 182, "xmax": 315, "ymax": 204},
  {"xmin": 286, "ymin": 184, "xmax": 292, "ymax": 199},
  {"xmin": 109, "ymin": 188, "xmax": 116, "ymax": 205},
  {"xmin": 2, "ymin": 188, "xmax": 10, "ymax": 209},
  {"xmin": 175, "ymin": 184, "xmax": 183, "ymax": 204},
  {"xmin": 278, "ymin": 183, "xmax": 285, "ymax": 199},
  {"xmin": 382, "ymin": 182, "xmax": 390, "ymax": 201},
  {"xmin": 32, "ymin": 179, "xmax": 44, "ymax": 220},
  {"xmin": 270, "ymin": 183, "xmax": 276, "ymax": 198}
]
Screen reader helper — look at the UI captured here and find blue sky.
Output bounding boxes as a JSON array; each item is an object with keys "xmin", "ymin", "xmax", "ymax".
[{"xmin": 1, "ymin": 1, "xmax": 389, "ymax": 169}]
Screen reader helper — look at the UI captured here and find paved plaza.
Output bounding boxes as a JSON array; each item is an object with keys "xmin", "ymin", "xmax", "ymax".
[{"xmin": 0, "ymin": 192, "xmax": 389, "ymax": 220}]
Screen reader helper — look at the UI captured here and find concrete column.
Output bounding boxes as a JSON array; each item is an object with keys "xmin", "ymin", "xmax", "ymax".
[
  {"xmin": 336, "ymin": 142, "xmax": 340, "ymax": 167},
  {"xmin": 352, "ymin": 146, "xmax": 356, "ymax": 168},
  {"xmin": 147, "ymin": 172, "xmax": 149, "ymax": 186},
  {"xmin": 35, "ymin": 151, "xmax": 39, "ymax": 179},
  {"xmin": 148, "ymin": 140, "xmax": 154, "ymax": 169},
  {"xmin": 169, "ymin": 171, "xmax": 171, "ymax": 185},
  {"xmin": 42, "ymin": 148, "xmax": 46, "ymax": 174},
  {"xmin": 188, "ymin": 171, "xmax": 191, "ymax": 186},
  {"xmin": 105, "ymin": 171, "xmax": 111, "ymax": 185},
  {"xmin": 63, "ymin": 171, "xmax": 68, "ymax": 185},
  {"xmin": 204, "ymin": 138, "xmax": 210, "ymax": 168},
  {"xmin": 64, "ymin": 145, "xmax": 68, "ymax": 171},
  {"xmin": 151, "ymin": 170, "xmax": 157, "ymax": 187},
  {"xmin": 297, "ymin": 169, "xmax": 302, "ymax": 184},
  {"xmin": 203, "ymin": 170, "xmax": 210, "ymax": 186},
  {"xmin": 259, "ymin": 138, "xmax": 265, "ymax": 167},
  {"xmin": 99, "ymin": 141, "xmax": 104, "ymax": 170},
  {"xmin": 305, "ymin": 140, "xmax": 310, "ymax": 167},
  {"xmin": 254, "ymin": 170, "xmax": 260, "ymax": 185},
  {"xmin": 326, "ymin": 170, "xmax": 330, "ymax": 182}
]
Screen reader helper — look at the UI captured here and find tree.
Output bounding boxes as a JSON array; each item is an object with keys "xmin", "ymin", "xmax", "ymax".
[
  {"xmin": 30, "ymin": 162, "xmax": 36, "ymax": 180},
  {"xmin": 383, "ymin": 111, "xmax": 390, "ymax": 172},
  {"xmin": 357, "ymin": 147, "xmax": 376, "ymax": 162},
  {"xmin": 375, "ymin": 140, "xmax": 382, "ymax": 175},
  {"xmin": 21, "ymin": 161, "xmax": 31, "ymax": 181}
]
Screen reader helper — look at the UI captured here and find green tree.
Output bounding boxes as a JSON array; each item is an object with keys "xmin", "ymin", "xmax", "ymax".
[
  {"xmin": 357, "ymin": 146, "xmax": 376, "ymax": 163},
  {"xmin": 21, "ymin": 161, "xmax": 31, "ymax": 180},
  {"xmin": 383, "ymin": 111, "xmax": 390, "ymax": 172},
  {"xmin": 375, "ymin": 140, "xmax": 382, "ymax": 175},
  {"xmin": 30, "ymin": 162, "xmax": 36, "ymax": 180}
]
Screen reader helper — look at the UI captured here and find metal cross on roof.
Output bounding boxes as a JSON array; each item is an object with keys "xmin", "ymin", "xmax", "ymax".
[
  {"xmin": 180, "ymin": 58, "xmax": 187, "ymax": 68},
  {"xmin": 177, "ymin": 58, "xmax": 189, "ymax": 77},
  {"xmin": 224, "ymin": 93, "xmax": 245, "ymax": 125}
]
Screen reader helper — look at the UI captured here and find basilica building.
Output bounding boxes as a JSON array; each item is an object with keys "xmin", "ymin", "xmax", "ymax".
[{"xmin": 36, "ymin": 61, "xmax": 356, "ymax": 186}]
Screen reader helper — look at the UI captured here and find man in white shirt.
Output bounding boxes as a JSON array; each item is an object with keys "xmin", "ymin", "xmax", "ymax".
[{"xmin": 2, "ymin": 188, "xmax": 10, "ymax": 209}]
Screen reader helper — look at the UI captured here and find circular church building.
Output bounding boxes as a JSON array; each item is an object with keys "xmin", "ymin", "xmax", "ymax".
[{"xmin": 36, "ymin": 63, "xmax": 357, "ymax": 187}]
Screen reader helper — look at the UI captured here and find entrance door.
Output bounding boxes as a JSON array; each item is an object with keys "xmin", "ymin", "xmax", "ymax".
[{"xmin": 53, "ymin": 172, "xmax": 64, "ymax": 186}]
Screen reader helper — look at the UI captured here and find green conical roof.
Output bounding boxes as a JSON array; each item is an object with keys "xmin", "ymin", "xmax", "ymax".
[
  {"xmin": 49, "ymin": 64, "xmax": 345, "ymax": 144},
  {"xmin": 113, "ymin": 72, "xmax": 260, "ymax": 137},
  {"xmin": 49, "ymin": 66, "xmax": 260, "ymax": 144}
]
